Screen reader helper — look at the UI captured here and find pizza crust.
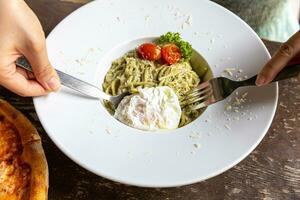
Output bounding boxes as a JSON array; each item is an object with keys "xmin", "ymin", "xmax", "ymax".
[{"xmin": 0, "ymin": 100, "xmax": 48, "ymax": 200}]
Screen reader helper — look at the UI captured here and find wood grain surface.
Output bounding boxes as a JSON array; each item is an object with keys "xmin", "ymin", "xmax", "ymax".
[{"xmin": 0, "ymin": 0, "xmax": 297, "ymax": 199}]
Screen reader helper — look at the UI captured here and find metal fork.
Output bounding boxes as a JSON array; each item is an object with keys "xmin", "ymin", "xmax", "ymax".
[
  {"xmin": 15, "ymin": 57, "xmax": 128, "ymax": 108},
  {"xmin": 182, "ymin": 64, "xmax": 300, "ymax": 110}
]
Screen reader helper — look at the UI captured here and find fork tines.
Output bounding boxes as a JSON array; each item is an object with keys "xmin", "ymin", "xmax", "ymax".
[{"xmin": 181, "ymin": 81, "xmax": 214, "ymax": 110}]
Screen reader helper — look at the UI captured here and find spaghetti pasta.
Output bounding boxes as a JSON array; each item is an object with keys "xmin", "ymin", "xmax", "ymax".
[{"xmin": 103, "ymin": 51, "xmax": 205, "ymax": 127}]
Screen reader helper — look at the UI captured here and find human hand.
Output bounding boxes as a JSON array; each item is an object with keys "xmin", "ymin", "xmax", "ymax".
[
  {"xmin": 0, "ymin": 0, "xmax": 60, "ymax": 97},
  {"xmin": 256, "ymin": 30, "xmax": 300, "ymax": 86}
]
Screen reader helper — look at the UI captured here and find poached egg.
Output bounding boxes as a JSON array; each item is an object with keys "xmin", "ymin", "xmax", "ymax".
[{"xmin": 114, "ymin": 86, "xmax": 181, "ymax": 131}]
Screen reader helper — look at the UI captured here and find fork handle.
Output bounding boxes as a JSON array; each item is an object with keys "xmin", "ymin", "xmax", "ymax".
[{"xmin": 242, "ymin": 64, "xmax": 300, "ymax": 86}]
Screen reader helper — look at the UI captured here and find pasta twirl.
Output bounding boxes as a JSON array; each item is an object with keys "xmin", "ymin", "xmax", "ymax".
[{"xmin": 103, "ymin": 51, "xmax": 204, "ymax": 127}]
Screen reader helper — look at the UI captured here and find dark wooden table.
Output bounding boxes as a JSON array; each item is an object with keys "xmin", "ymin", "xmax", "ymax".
[{"xmin": 2, "ymin": 0, "xmax": 298, "ymax": 199}]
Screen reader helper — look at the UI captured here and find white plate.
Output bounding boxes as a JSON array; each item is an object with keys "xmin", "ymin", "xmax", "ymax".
[{"xmin": 34, "ymin": 0, "xmax": 278, "ymax": 187}]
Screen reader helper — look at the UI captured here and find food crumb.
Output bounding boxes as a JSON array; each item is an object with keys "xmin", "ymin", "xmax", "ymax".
[
  {"xmin": 242, "ymin": 92, "xmax": 248, "ymax": 98},
  {"xmin": 279, "ymin": 102, "xmax": 287, "ymax": 108},
  {"xmin": 189, "ymin": 132, "xmax": 201, "ymax": 139},
  {"xmin": 234, "ymin": 116, "xmax": 240, "ymax": 121},
  {"xmin": 194, "ymin": 143, "xmax": 201, "ymax": 149},
  {"xmin": 223, "ymin": 67, "xmax": 236, "ymax": 77},
  {"xmin": 185, "ymin": 15, "xmax": 192, "ymax": 25},
  {"xmin": 105, "ymin": 128, "xmax": 112, "ymax": 134},
  {"xmin": 167, "ymin": 4, "xmax": 174, "ymax": 10},
  {"xmin": 224, "ymin": 124, "xmax": 231, "ymax": 130},
  {"xmin": 174, "ymin": 11, "xmax": 180, "ymax": 17},
  {"xmin": 225, "ymin": 105, "xmax": 232, "ymax": 111},
  {"xmin": 180, "ymin": 24, "xmax": 185, "ymax": 30}
]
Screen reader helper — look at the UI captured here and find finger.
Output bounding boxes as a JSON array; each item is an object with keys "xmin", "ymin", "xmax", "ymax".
[
  {"xmin": 298, "ymin": 72, "xmax": 300, "ymax": 82},
  {"xmin": 21, "ymin": 41, "xmax": 61, "ymax": 91},
  {"xmin": 0, "ymin": 65, "xmax": 49, "ymax": 97},
  {"xmin": 16, "ymin": 67, "xmax": 35, "ymax": 79},
  {"xmin": 256, "ymin": 31, "xmax": 300, "ymax": 86},
  {"xmin": 288, "ymin": 52, "xmax": 300, "ymax": 65}
]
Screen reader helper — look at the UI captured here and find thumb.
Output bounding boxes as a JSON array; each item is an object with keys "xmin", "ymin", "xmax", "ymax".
[{"xmin": 21, "ymin": 42, "xmax": 60, "ymax": 91}]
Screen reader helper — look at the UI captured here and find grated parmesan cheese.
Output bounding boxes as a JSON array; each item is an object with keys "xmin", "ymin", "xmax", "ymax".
[
  {"xmin": 224, "ymin": 124, "xmax": 231, "ymax": 130},
  {"xmin": 234, "ymin": 116, "xmax": 240, "ymax": 121},
  {"xmin": 242, "ymin": 92, "xmax": 248, "ymax": 98},
  {"xmin": 225, "ymin": 105, "xmax": 232, "ymax": 111},
  {"xmin": 189, "ymin": 132, "xmax": 201, "ymax": 139},
  {"xmin": 105, "ymin": 128, "xmax": 112, "ymax": 134},
  {"xmin": 185, "ymin": 16, "xmax": 192, "ymax": 25}
]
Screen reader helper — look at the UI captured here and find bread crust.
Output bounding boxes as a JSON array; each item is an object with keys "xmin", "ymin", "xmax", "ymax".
[{"xmin": 0, "ymin": 100, "xmax": 48, "ymax": 200}]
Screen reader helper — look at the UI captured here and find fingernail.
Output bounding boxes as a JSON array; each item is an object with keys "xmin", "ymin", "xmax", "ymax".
[
  {"xmin": 46, "ymin": 77, "xmax": 60, "ymax": 91},
  {"xmin": 256, "ymin": 76, "xmax": 265, "ymax": 86}
]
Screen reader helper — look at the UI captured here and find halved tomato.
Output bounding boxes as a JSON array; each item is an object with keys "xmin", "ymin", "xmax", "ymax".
[
  {"xmin": 137, "ymin": 43, "xmax": 161, "ymax": 61},
  {"xmin": 161, "ymin": 44, "xmax": 181, "ymax": 65}
]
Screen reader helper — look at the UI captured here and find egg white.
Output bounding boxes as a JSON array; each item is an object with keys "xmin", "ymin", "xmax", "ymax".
[{"xmin": 114, "ymin": 86, "xmax": 182, "ymax": 131}]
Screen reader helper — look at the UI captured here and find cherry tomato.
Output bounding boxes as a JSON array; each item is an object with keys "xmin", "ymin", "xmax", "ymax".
[
  {"xmin": 137, "ymin": 43, "xmax": 161, "ymax": 61},
  {"xmin": 161, "ymin": 44, "xmax": 181, "ymax": 65}
]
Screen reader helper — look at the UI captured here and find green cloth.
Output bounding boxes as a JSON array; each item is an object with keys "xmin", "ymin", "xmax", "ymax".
[{"xmin": 212, "ymin": 0, "xmax": 299, "ymax": 42}]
